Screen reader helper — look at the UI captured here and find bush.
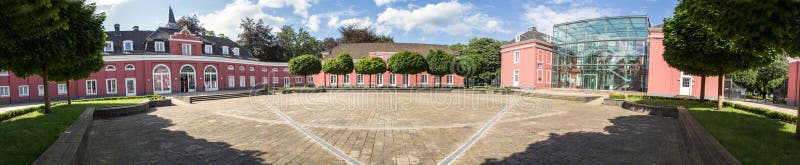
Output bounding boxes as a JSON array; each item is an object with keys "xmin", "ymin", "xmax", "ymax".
[
  {"xmin": 0, "ymin": 95, "xmax": 163, "ymax": 122},
  {"xmin": 725, "ymin": 102, "xmax": 796, "ymax": 124},
  {"xmin": 609, "ymin": 93, "xmax": 626, "ymax": 99}
]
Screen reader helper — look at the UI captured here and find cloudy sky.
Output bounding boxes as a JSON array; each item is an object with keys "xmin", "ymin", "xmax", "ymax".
[{"xmin": 90, "ymin": 0, "xmax": 677, "ymax": 44}]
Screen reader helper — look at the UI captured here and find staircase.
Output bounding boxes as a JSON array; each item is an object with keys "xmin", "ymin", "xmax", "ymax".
[{"xmin": 179, "ymin": 90, "xmax": 270, "ymax": 103}]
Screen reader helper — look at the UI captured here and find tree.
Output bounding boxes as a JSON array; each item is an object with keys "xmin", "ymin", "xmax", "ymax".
[
  {"xmin": 426, "ymin": 49, "xmax": 456, "ymax": 87},
  {"xmin": 326, "ymin": 53, "xmax": 354, "ymax": 87},
  {"xmin": 50, "ymin": 55, "xmax": 104, "ymax": 105},
  {"xmin": 277, "ymin": 25, "xmax": 323, "ymax": 61},
  {"xmin": 753, "ymin": 60, "xmax": 788, "ymax": 101},
  {"xmin": 288, "ymin": 55, "xmax": 322, "ymax": 87},
  {"xmin": 377, "ymin": 35, "xmax": 394, "ymax": 43},
  {"xmin": 0, "ymin": 1, "xmax": 106, "ymax": 112},
  {"xmin": 323, "ymin": 37, "xmax": 338, "ymax": 50},
  {"xmin": 449, "ymin": 43, "xmax": 467, "ymax": 55},
  {"xmin": 238, "ymin": 18, "xmax": 282, "ymax": 62},
  {"xmin": 338, "ymin": 24, "xmax": 379, "ymax": 43},
  {"xmin": 355, "ymin": 57, "xmax": 387, "ymax": 87},
  {"xmin": 176, "ymin": 14, "xmax": 206, "ymax": 34},
  {"xmin": 663, "ymin": 6, "xmax": 778, "ymax": 111},
  {"xmin": 0, "ymin": 0, "xmax": 70, "ymax": 50},
  {"xmin": 387, "ymin": 51, "xmax": 428, "ymax": 87},
  {"xmin": 454, "ymin": 55, "xmax": 487, "ymax": 87},
  {"xmin": 322, "ymin": 58, "xmax": 337, "ymax": 87},
  {"xmin": 463, "ymin": 38, "xmax": 502, "ymax": 85},
  {"xmin": 728, "ymin": 69, "xmax": 757, "ymax": 93}
]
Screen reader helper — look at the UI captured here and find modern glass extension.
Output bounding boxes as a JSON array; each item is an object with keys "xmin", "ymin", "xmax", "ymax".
[{"xmin": 551, "ymin": 16, "xmax": 650, "ymax": 91}]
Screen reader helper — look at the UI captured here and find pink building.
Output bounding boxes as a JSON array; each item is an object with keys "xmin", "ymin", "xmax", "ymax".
[
  {"xmin": 500, "ymin": 27, "xmax": 554, "ymax": 89},
  {"xmin": 0, "ymin": 7, "xmax": 309, "ymax": 104},
  {"xmin": 313, "ymin": 43, "xmax": 464, "ymax": 87},
  {"xmin": 786, "ymin": 59, "xmax": 800, "ymax": 105},
  {"xmin": 646, "ymin": 24, "xmax": 722, "ymax": 98}
]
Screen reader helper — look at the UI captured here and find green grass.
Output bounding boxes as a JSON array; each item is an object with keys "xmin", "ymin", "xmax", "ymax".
[
  {"xmin": 627, "ymin": 98, "xmax": 800, "ymax": 164},
  {"xmin": 0, "ymin": 98, "xmax": 148, "ymax": 164}
]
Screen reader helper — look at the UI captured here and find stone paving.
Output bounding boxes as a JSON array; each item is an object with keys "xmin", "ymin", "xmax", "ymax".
[{"xmin": 89, "ymin": 92, "xmax": 682, "ymax": 164}]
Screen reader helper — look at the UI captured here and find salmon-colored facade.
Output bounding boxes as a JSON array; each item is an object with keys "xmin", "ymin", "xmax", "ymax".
[
  {"xmin": 312, "ymin": 51, "xmax": 464, "ymax": 87},
  {"xmin": 500, "ymin": 40, "xmax": 553, "ymax": 89},
  {"xmin": 646, "ymin": 25, "xmax": 722, "ymax": 98},
  {"xmin": 786, "ymin": 60, "xmax": 800, "ymax": 105}
]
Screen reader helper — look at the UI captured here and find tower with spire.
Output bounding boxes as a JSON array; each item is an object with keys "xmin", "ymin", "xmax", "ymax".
[{"xmin": 167, "ymin": 6, "xmax": 177, "ymax": 28}]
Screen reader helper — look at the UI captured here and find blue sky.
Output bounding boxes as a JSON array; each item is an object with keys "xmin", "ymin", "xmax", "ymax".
[{"xmin": 91, "ymin": 0, "xmax": 677, "ymax": 45}]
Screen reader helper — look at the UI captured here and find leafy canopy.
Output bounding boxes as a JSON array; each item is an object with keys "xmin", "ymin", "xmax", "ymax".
[
  {"xmin": 387, "ymin": 51, "xmax": 428, "ymax": 74},
  {"xmin": 425, "ymin": 49, "xmax": 455, "ymax": 76},
  {"xmin": 237, "ymin": 18, "xmax": 281, "ymax": 62},
  {"xmin": 454, "ymin": 54, "xmax": 486, "ymax": 78},
  {"xmin": 0, "ymin": 0, "xmax": 70, "ymax": 50},
  {"xmin": 355, "ymin": 57, "xmax": 387, "ymax": 75},
  {"xmin": 288, "ymin": 54, "xmax": 322, "ymax": 76},
  {"xmin": 326, "ymin": 53, "xmax": 354, "ymax": 75}
]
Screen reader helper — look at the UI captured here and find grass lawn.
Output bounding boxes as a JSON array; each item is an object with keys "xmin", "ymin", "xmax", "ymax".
[
  {"xmin": 0, "ymin": 98, "xmax": 148, "ymax": 165},
  {"xmin": 628, "ymin": 98, "xmax": 800, "ymax": 164}
]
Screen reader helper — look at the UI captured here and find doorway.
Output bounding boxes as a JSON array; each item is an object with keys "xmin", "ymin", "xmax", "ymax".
[
  {"xmin": 180, "ymin": 65, "xmax": 196, "ymax": 93},
  {"xmin": 680, "ymin": 72, "xmax": 692, "ymax": 95},
  {"xmin": 125, "ymin": 78, "xmax": 136, "ymax": 96}
]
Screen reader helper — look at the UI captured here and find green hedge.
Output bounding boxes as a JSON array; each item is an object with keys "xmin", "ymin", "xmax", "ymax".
[
  {"xmin": 0, "ymin": 95, "xmax": 163, "ymax": 122},
  {"xmin": 620, "ymin": 94, "xmax": 796, "ymax": 124},
  {"xmin": 609, "ymin": 93, "xmax": 626, "ymax": 99}
]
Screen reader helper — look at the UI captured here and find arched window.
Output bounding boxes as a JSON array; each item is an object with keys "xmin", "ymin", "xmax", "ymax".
[
  {"xmin": 261, "ymin": 67, "xmax": 268, "ymax": 72},
  {"xmin": 124, "ymin": 64, "xmax": 135, "ymax": 71},
  {"xmin": 179, "ymin": 65, "xmax": 196, "ymax": 92},
  {"xmin": 227, "ymin": 65, "xmax": 234, "ymax": 70},
  {"xmin": 249, "ymin": 66, "xmax": 254, "ymax": 71},
  {"xmin": 105, "ymin": 65, "xmax": 116, "ymax": 71},
  {"xmin": 272, "ymin": 68, "xmax": 278, "ymax": 72},
  {"xmin": 283, "ymin": 68, "xmax": 288, "ymax": 72},
  {"xmin": 239, "ymin": 66, "xmax": 245, "ymax": 71},
  {"xmin": 152, "ymin": 64, "xmax": 171, "ymax": 94},
  {"xmin": 204, "ymin": 66, "xmax": 218, "ymax": 91}
]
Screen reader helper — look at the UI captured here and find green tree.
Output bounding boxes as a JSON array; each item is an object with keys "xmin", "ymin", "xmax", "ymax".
[
  {"xmin": 288, "ymin": 55, "xmax": 322, "ymax": 87},
  {"xmin": 0, "ymin": 1, "xmax": 106, "ymax": 112},
  {"xmin": 463, "ymin": 38, "xmax": 502, "ymax": 85},
  {"xmin": 0, "ymin": 0, "xmax": 70, "ymax": 50},
  {"xmin": 663, "ymin": 6, "xmax": 778, "ymax": 111},
  {"xmin": 176, "ymin": 14, "xmax": 206, "ymax": 34},
  {"xmin": 322, "ymin": 58, "xmax": 337, "ymax": 87},
  {"xmin": 50, "ymin": 55, "xmax": 105, "ymax": 105},
  {"xmin": 426, "ymin": 49, "xmax": 456, "ymax": 87},
  {"xmin": 326, "ymin": 53, "xmax": 354, "ymax": 87},
  {"xmin": 387, "ymin": 51, "xmax": 428, "ymax": 87},
  {"xmin": 277, "ymin": 25, "xmax": 323, "ymax": 61},
  {"xmin": 355, "ymin": 57, "xmax": 387, "ymax": 87},
  {"xmin": 377, "ymin": 35, "xmax": 394, "ymax": 43},
  {"xmin": 449, "ymin": 43, "xmax": 466, "ymax": 55},
  {"xmin": 238, "ymin": 18, "xmax": 282, "ymax": 62},
  {"xmin": 454, "ymin": 55, "xmax": 486, "ymax": 87},
  {"xmin": 753, "ymin": 60, "xmax": 788, "ymax": 101},
  {"xmin": 728, "ymin": 69, "xmax": 757, "ymax": 92}
]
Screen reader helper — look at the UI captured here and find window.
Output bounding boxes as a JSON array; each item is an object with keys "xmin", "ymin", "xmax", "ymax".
[
  {"xmin": 249, "ymin": 66, "xmax": 254, "ymax": 71},
  {"xmin": 0, "ymin": 86, "xmax": 8, "ymax": 97},
  {"xmin": 227, "ymin": 65, "xmax": 234, "ymax": 70},
  {"xmin": 356, "ymin": 74, "xmax": 364, "ymax": 84},
  {"xmin": 272, "ymin": 68, "xmax": 278, "ymax": 72},
  {"xmin": 0, "ymin": 70, "xmax": 8, "ymax": 76},
  {"xmin": 239, "ymin": 66, "xmax": 245, "ymax": 71},
  {"xmin": 239, "ymin": 76, "xmax": 245, "ymax": 87},
  {"xmin": 105, "ymin": 65, "xmax": 116, "ymax": 71},
  {"xmin": 233, "ymin": 48, "xmax": 240, "ymax": 56},
  {"xmin": 389, "ymin": 73, "xmax": 396, "ymax": 85},
  {"xmin": 273, "ymin": 77, "xmax": 279, "ymax": 83},
  {"xmin": 124, "ymin": 64, "xmax": 135, "ymax": 71},
  {"xmin": 222, "ymin": 46, "xmax": 229, "ymax": 55},
  {"xmin": 106, "ymin": 79, "xmax": 117, "ymax": 94},
  {"xmin": 204, "ymin": 45, "xmax": 213, "ymax": 54},
  {"xmin": 682, "ymin": 77, "xmax": 691, "ymax": 87},
  {"xmin": 514, "ymin": 70, "xmax": 519, "ymax": 82},
  {"xmin": 104, "ymin": 41, "xmax": 114, "ymax": 52},
  {"xmin": 402, "ymin": 74, "xmax": 409, "ymax": 85},
  {"xmin": 307, "ymin": 76, "xmax": 313, "ymax": 83},
  {"xmin": 86, "ymin": 80, "xmax": 97, "ymax": 95},
  {"xmin": 204, "ymin": 66, "xmax": 218, "ymax": 90},
  {"xmin": 262, "ymin": 77, "xmax": 268, "ymax": 85},
  {"xmin": 155, "ymin": 41, "xmax": 165, "ymax": 52},
  {"xmin": 421, "ymin": 75, "xmax": 428, "ymax": 84},
  {"xmin": 330, "ymin": 75, "xmax": 337, "ymax": 84},
  {"xmin": 123, "ymin": 40, "xmax": 133, "ymax": 51},
  {"xmin": 514, "ymin": 50, "xmax": 520, "ymax": 63},
  {"xmin": 181, "ymin": 44, "xmax": 191, "ymax": 56},
  {"xmin": 446, "ymin": 75, "xmax": 453, "ymax": 84},
  {"xmin": 295, "ymin": 77, "xmax": 302, "ymax": 83},
  {"xmin": 537, "ymin": 63, "xmax": 543, "ymax": 69},
  {"xmin": 283, "ymin": 68, "xmax": 289, "ymax": 72},
  {"xmin": 343, "ymin": 74, "xmax": 350, "ymax": 84},
  {"xmin": 376, "ymin": 74, "xmax": 383, "ymax": 85},
  {"xmin": 250, "ymin": 76, "xmax": 256, "ymax": 87},
  {"xmin": 434, "ymin": 76, "xmax": 441, "ymax": 84},
  {"xmin": 38, "ymin": 85, "xmax": 44, "ymax": 96},
  {"xmin": 228, "ymin": 76, "xmax": 235, "ymax": 88},
  {"xmin": 18, "ymin": 85, "xmax": 28, "ymax": 96},
  {"xmin": 58, "ymin": 84, "xmax": 67, "ymax": 95},
  {"xmin": 262, "ymin": 67, "xmax": 268, "ymax": 72}
]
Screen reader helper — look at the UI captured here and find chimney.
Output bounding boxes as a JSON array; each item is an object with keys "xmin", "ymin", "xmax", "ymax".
[
  {"xmin": 114, "ymin": 24, "xmax": 121, "ymax": 36},
  {"xmin": 528, "ymin": 26, "xmax": 537, "ymax": 32},
  {"xmin": 133, "ymin": 26, "xmax": 139, "ymax": 31}
]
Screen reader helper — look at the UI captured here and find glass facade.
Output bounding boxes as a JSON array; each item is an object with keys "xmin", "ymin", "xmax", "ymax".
[{"xmin": 551, "ymin": 16, "xmax": 650, "ymax": 91}]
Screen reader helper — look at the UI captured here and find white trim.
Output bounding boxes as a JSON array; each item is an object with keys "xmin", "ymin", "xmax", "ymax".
[
  {"xmin": 104, "ymin": 41, "xmax": 114, "ymax": 52},
  {"xmin": 0, "ymin": 86, "xmax": 8, "ymax": 97},
  {"xmin": 500, "ymin": 45, "xmax": 554, "ymax": 53},
  {"xmin": 103, "ymin": 55, "xmax": 288, "ymax": 66},
  {"xmin": 222, "ymin": 46, "xmax": 229, "ymax": 55},
  {"xmin": 125, "ymin": 78, "xmax": 137, "ymax": 96},
  {"xmin": 239, "ymin": 66, "xmax": 245, "ymax": 71},
  {"xmin": 227, "ymin": 65, "xmax": 234, "ymax": 70},
  {"xmin": 106, "ymin": 78, "xmax": 117, "ymax": 94},
  {"xmin": 295, "ymin": 77, "xmax": 303, "ymax": 83},
  {"xmin": 204, "ymin": 44, "xmax": 213, "ymax": 54},
  {"xmin": 86, "ymin": 80, "xmax": 98, "ymax": 95},
  {"xmin": 181, "ymin": 44, "xmax": 192, "ymax": 56},
  {"xmin": 446, "ymin": 75, "xmax": 453, "ymax": 85},
  {"xmin": 250, "ymin": 76, "xmax": 256, "ymax": 87},
  {"xmin": 204, "ymin": 65, "xmax": 219, "ymax": 91},
  {"xmin": 513, "ymin": 50, "xmax": 520, "ymax": 64},
  {"xmin": 152, "ymin": 64, "xmax": 172, "ymax": 94},
  {"xmin": 180, "ymin": 64, "xmax": 197, "ymax": 92},
  {"xmin": 272, "ymin": 68, "xmax": 279, "ymax": 72},
  {"xmin": 239, "ymin": 76, "xmax": 246, "ymax": 87},
  {"xmin": 307, "ymin": 76, "xmax": 314, "ymax": 83},
  {"xmin": 124, "ymin": 64, "xmax": 135, "ymax": 71},
  {"xmin": 105, "ymin": 65, "xmax": 116, "ymax": 71},
  {"xmin": 18, "ymin": 85, "xmax": 29, "ymax": 96},
  {"xmin": 228, "ymin": 76, "xmax": 235, "ymax": 88},
  {"xmin": 123, "ymin": 40, "xmax": 134, "ymax": 51},
  {"xmin": 155, "ymin": 41, "xmax": 165, "ymax": 52},
  {"xmin": 356, "ymin": 74, "xmax": 364, "ymax": 84},
  {"xmin": 249, "ymin": 66, "xmax": 255, "ymax": 71},
  {"xmin": 273, "ymin": 77, "xmax": 280, "ymax": 83},
  {"xmin": 38, "ymin": 85, "xmax": 44, "ymax": 96},
  {"xmin": 421, "ymin": 74, "xmax": 428, "ymax": 84},
  {"xmin": 283, "ymin": 68, "xmax": 289, "ymax": 72},
  {"xmin": 233, "ymin": 48, "xmax": 240, "ymax": 56},
  {"xmin": 58, "ymin": 84, "xmax": 67, "ymax": 95},
  {"xmin": 168, "ymin": 38, "xmax": 203, "ymax": 43}
]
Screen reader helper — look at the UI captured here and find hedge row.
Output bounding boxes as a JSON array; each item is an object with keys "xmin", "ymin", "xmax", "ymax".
[
  {"xmin": 0, "ymin": 95, "xmax": 164, "ymax": 122},
  {"xmin": 612, "ymin": 94, "xmax": 796, "ymax": 124}
]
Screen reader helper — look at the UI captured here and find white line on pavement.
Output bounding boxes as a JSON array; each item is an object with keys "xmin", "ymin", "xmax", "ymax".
[{"xmin": 438, "ymin": 98, "xmax": 520, "ymax": 165}]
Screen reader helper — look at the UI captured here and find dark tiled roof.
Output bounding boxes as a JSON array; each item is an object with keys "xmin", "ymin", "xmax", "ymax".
[
  {"xmin": 104, "ymin": 27, "xmax": 254, "ymax": 59},
  {"xmin": 507, "ymin": 27, "xmax": 552, "ymax": 45},
  {"xmin": 203, "ymin": 35, "xmax": 254, "ymax": 59},
  {"xmin": 325, "ymin": 43, "xmax": 456, "ymax": 59},
  {"xmin": 105, "ymin": 30, "xmax": 155, "ymax": 54},
  {"xmin": 144, "ymin": 27, "xmax": 180, "ymax": 41}
]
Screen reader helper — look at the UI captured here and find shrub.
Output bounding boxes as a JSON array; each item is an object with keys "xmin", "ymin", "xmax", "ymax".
[
  {"xmin": 0, "ymin": 95, "xmax": 163, "ymax": 122},
  {"xmin": 609, "ymin": 93, "xmax": 626, "ymax": 99}
]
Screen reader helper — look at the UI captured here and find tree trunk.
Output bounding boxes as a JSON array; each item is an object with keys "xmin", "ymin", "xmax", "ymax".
[
  {"xmin": 699, "ymin": 76, "xmax": 706, "ymax": 101},
  {"xmin": 717, "ymin": 71, "xmax": 724, "ymax": 111},
  {"xmin": 369, "ymin": 75, "xmax": 372, "ymax": 88},
  {"xmin": 415, "ymin": 74, "xmax": 418, "ymax": 88},
  {"xmin": 439, "ymin": 76, "xmax": 442, "ymax": 88},
  {"xmin": 43, "ymin": 64, "xmax": 51, "ymax": 113},
  {"xmin": 336, "ymin": 75, "xmax": 339, "ymax": 88},
  {"xmin": 67, "ymin": 80, "xmax": 72, "ymax": 105},
  {"xmin": 324, "ymin": 73, "xmax": 327, "ymax": 87}
]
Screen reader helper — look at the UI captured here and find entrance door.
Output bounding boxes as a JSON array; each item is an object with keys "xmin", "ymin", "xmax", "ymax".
[
  {"xmin": 582, "ymin": 74, "xmax": 598, "ymax": 90},
  {"xmin": 152, "ymin": 65, "xmax": 172, "ymax": 94},
  {"xmin": 680, "ymin": 72, "xmax": 692, "ymax": 95},
  {"xmin": 283, "ymin": 77, "xmax": 291, "ymax": 87},
  {"xmin": 180, "ymin": 65, "xmax": 196, "ymax": 92},
  {"xmin": 513, "ymin": 69, "xmax": 520, "ymax": 87},
  {"xmin": 125, "ymin": 78, "xmax": 136, "ymax": 96}
]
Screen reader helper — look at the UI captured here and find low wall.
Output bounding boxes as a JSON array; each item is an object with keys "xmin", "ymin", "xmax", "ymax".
[
  {"xmin": 676, "ymin": 106, "xmax": 741, "ymax": 164},
  {"xmin": 93, "ymin": 99, "xmax": 172, "ymax": 119},
  {"xmin": 603, "ymin": 99, "xmax": 678, "ymax": 118}
]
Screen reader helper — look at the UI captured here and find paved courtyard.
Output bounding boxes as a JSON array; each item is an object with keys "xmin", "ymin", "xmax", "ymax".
[{"xmin": 88, "ymin": 92, "xmax": 683, "ymax": 164}]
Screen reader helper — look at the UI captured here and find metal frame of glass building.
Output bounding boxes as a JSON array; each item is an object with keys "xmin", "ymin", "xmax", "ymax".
[{"xmin": 551, "ymin": 15, "xmax": 650, "ymax": 91}]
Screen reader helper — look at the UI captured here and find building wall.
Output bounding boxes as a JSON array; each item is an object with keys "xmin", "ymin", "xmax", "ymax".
[
  {"xmin": 646, "ymin": 29, "xmax": 722, "ymax": 98},
  {"xmin": 311, "ymin": 52, "xmax": 465, "ymax": 87},
  {"xmin": 787, "ymin": 61, "xmax": 800, "ymax": 105},
  {"xmin": 0, "ymin": 55, "xmax": 309, "ymax": 104},
  {"xmin": 500, "ymin": 41, "xmax": 553, "ymax": 88}
]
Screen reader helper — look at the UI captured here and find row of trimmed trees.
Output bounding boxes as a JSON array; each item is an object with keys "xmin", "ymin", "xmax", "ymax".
[{"xmin": 288, "ymin": 49, "xmax": 487, "ymax": 88}]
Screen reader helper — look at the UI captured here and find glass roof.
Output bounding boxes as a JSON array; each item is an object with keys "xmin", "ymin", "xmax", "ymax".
[{"xmin": 553, "ymin": 16, "xmax": 650, "ymax": 45}]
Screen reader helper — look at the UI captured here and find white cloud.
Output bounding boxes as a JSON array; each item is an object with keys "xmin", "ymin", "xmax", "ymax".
[
  {"xmin": 305, "ymin": 15, "xmax": 321, "ymax": 31},
  {"xmin": 200, "ymin": 0, "xmax": 287, "ymax": 39},
  {"xmin": 522, "ymin": 4, "xmax": 618, "ymax": 34},
  {"xmin": 257, "ymin": 0, "xmax": 313, "ymax": 18},
  {"xmin": 376, "ymin": 1, "xmax": 507, "ymax": 35},
  {"xmin": 374, "ymin": 0, "xmax": 405, "ymax": 6}
]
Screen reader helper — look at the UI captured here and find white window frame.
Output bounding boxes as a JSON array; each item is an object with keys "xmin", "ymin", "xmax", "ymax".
[
  {"xmin": 434, "ymin": 76, "xmax": 441, "ymax": 85},
  {"xmin": 0, "ymin": 86, "xmax": 8, "ymax": 97},
  {"xmin": 307, "ymin": 76, "xmax": 314, "ymax": 83},
  {"xmin": 233, "ymin": 48, "xmax": 240, "ymax": 56},
  {"xmin": 295, "ymin": 77, "xmax": 302, "ymax": 83},
  {"xmin": 105, "ymin": 65, "xmax": 116, "ymax": 71},
  {"xmin": 181, "ymin": 44, "xmax": 192, "ymax": 56},
  {"xmin": 376, "ymin": 74, "xmax": 383, "ymax": 85},
  {"xmin": 250, "ymin": 76, "xmax": 256, "ymax": 87},
  {"xmin": 123, "ymin": 40, "xmax": 133, "ymax": 51},
  {"xmin": 204, "ymin": 44, "xmax": 213, "ymax": 54},
  {"xmin": 86, "ymin": 80, "xmax": 97, "ymax": 95},
  {"xmin": 421, "ymin": 74, "xmax": 428, "ymax": 84},
  {"xmin": 446, "ymin": 75, "xmax": 453, "ymax": 85},
  {"xmin": 227, "ymin": 76, "xmax": 235, "ymax": 88},
  {"xmin": 356, "ymin": 74, "xmax": 364, "ymax": 84},
  {"xmin": 18, "ymin": 85, "xmax": 28, "ymax": 96},
  {"xmin": 273, "ymin": 77, "xmax": 279, "ymax": 83},
  {"xmin": 58, "ymin": 84, "xmax": 67, "ymax": 95},
  {"xmin": 283, "ymin": 68, "xmax": 289, "ymax": 72},
  {"xmin": 343, "ymin": 74, "xmax": 350, "ymax": 84},
  {"xmin": 106, "ymin": 78, "xmax": 117, "ymax": 94},
  {"xmin": 514, "ymin": 69, "xmax": 520, "ymax": 82},
  {"xmin": 262, "ymin": 77, "xmax": 268, "ymax": 85},
  {"xmin": 272, "ymin": 68, "xmax": 278, "ymax": 72},
  {"xmin": 330, "ymin": 75, "xmax": 337, "ymax": 85},
  {"xmin": 239, "ymin": 66, "xmax": 245, "ymax": 71},
  {"xmin": 124, "ymin": 64, "xmax": 135, "ymax": 71},
  {"xmin": 38, "ymin": 85, "xmax": 44, "ymax": 96},
  {"xmin": 402, "ymin": 74, "xmax": 409, "ymax": 85},
  {"xmin": 155, "ymin": 41, "xmax": 165, "ymax": 52},
  {"xmin": 538, "ymin": 63, "xmax": 543, "ymax": 69},
  {"xmin": 104, "ymin": 41, "xmax": 114, "ymax": 52},
  {"xmin": 514, "ymin": 50, "xmax": 520, "ymax": 63},
  {"xmin": 222, "ymin": 46, "xmax": 229, "ymax": 55},
  {"xmin": 227, "ymin": 65, "xmax": 234, "ymax": 70},
  {"xmin": 389, "ymin": 73, "xmax": 396, "ymax": 85},
  {"xmin": 261, "ymin": 67, "xmax": 268, "ymax": 72},
  {"xmin": 239, "ymin": 76, "xmax": 246, "ymax": 87},
  {"xmin": 249, "ymin": 66, "xmax": 254, "ymax": 72}
]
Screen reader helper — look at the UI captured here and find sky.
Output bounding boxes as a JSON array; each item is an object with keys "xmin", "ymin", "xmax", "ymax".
[{"xmin": 89, "ymin": 0, "xmax": 678, "ymax": 45}]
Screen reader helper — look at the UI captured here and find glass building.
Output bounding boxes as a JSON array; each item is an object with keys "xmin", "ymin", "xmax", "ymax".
[{"xmin": 551, "ymin": 16, "xmax": 650, "ymax": 91}]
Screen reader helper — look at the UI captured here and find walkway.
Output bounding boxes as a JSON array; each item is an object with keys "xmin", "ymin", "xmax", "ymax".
[{"xmin": 729, "ymin": 100, "xmax": 797, "ymax": 116}]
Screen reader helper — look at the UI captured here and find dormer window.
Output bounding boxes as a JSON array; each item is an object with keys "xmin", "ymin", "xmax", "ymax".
[
  {"xmin": 105, "ymin": 65, "xmax": 116, "ymax": 71},
  {"xmin": 155, "ymin": 41, "xmax": 165, "ymax": 52},
  {"xmin": 233, "ymin": 48, "xmax": 240, "ymax": 56},
  {"xmin": 123, "ymin": 40, "xmax": 133, "ymax": 51},
  {"xmin": 104, "ymin": 41, "xmax": 113, "ymax": 52},
  {"xmin": 222, "ymin": 46, "xmax": 229, "ymax": 55},
  {"xmin": 204, "ymin": 45, "xmax": 213, "ymax": 54}
]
